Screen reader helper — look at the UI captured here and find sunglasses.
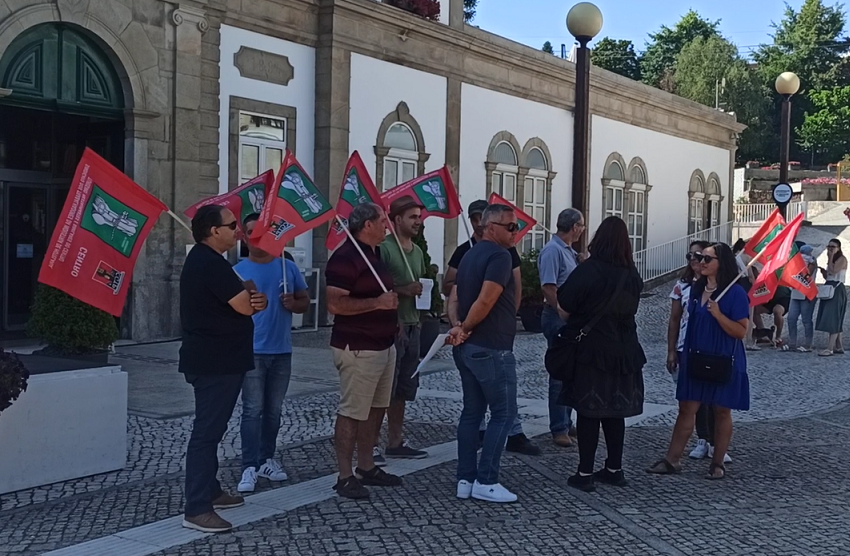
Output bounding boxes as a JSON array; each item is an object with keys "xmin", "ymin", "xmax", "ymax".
[
  {"xmin": 686, "ymin": 252, "xmax": 700, "ymax": 262},
  {"xmin": 695, "ymin": 254, "xmax": 718, "ymax": 264},
  {"xmin": 216, "ymin": 221, "xmax": 239, "ymax": 231},
  {"xmin": 492, "ymin": 222, "xmax": 519, "ymax": 233},
  {"xmin": 828, "ymin": 245, "xmax": 838, "ymax": 249}
]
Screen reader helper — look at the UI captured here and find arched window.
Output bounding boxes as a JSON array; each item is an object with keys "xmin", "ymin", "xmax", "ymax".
[
  {"xmin": 521, "ymin": 143, "xmax": 554, "ymax": 251},
  {"xmin": 706, "ymin": 174, "xmax": 723, "ymax": 229},
  {"xmin": 374, "ymin": 102, "xmax": 429, "ymax": 191},
  {"xmin": 490, "ymin": 140, "xmax": 519, "ymax": 202},
  {"xmin": 602, "ymin": 153, "xmax": 627, "ymax": 222},
  {"xmin": 688, "ymin": 170, "xmax": 706, "ymax": 234},
  {"xmin": 625, "ymin": 158, "xmax": 650, "ymax": 253},
  {"xmin": 605, "ymin": 161, "xmax": 625, "ymax": 181}
]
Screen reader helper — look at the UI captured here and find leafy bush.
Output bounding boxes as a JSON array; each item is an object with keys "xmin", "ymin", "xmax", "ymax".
[
  {"xmin": 27, "ymin": 285, "xmax": 119, "ymax": 354},
  {"xmin": 412, "ymin": 224, "xmax": 444, "ymax": 317},
  {"xmin": 519, "ymin": 249, "xmax": 543, "ymax": 305},
  {"xmin": 0, "ymin": 350, "xmax": 29, "ymax": 414}
]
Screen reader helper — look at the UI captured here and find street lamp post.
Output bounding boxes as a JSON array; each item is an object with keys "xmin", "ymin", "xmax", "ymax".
[
  {"xmin": 774, "ymin": 71, "xmax": 800, "ymax": 219},
  {"xmin": 567, "ymin": 2, "xmax": 603, "ymax": 251}
]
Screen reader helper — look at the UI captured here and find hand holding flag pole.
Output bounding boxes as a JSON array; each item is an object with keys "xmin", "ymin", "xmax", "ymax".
[
  {"xmin": 715, "ymin": 250, "xmax": 766, "ymax": 302},
  {"xmin": 334, "ymin": 214, "xmax": 389, "ymax": 293}
]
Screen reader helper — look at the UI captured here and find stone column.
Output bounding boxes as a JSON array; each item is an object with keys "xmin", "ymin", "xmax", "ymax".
[
  {"xmin": 443, "ymin": 0, "xmax": 464, "ymax": 268},
  {"xmin": 314, "ymin": 1, "xmax": 351, "ymax": 323}
]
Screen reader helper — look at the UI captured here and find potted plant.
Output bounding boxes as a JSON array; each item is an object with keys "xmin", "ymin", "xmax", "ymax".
[
  {"xmin": 27, "ymin": 285, "xmax": 119, "ymax": 365},
  {"xmin": 412, "ymin": 224, "xmax": 445, "ymax": 357},
  {"xmin": 518, "ymin": 248, "xmax": 544, "ymax": 333},
  {"xmin": 0, "ymin": 349, "xmax": 29, "ymax": 415}
]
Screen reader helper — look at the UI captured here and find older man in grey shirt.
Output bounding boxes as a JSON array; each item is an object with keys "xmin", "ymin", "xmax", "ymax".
[{"xmin": 537, "ymin": 208, "xmax": 585, "ymax": 447}]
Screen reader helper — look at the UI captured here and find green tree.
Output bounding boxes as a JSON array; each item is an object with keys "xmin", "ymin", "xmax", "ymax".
[
  {"xmin": 542, "ymin": 41, "xmax": 554, "ymax": 54},
  {"xmin": 640, "ymin": 10, "xmax": 721, "ymax": 90},
  {"xmin": 591, "ymin": 37, "xmax": 641, "ymax": 80},
  {"xmin": 797, "ymin": 86, "xmax": 850, "ymax": 163},
  {"xmin": 674, "ymin": 35, "xmax": 772, "ymax": 164},
  {"xmin": 464, "ymin": 0, "xmax": 478, "ymax": 22}
]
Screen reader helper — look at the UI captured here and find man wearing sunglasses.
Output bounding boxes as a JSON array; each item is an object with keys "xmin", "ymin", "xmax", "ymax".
[
  {"xmin": 180, "ymin": 205, "xmax": 269, "ymax": 533},
  {"xmin": 442, "ymin": 200, "xmax": 540, "ymax": 457},
  {"xmin": 447, "ymin": 204, "xmax": 523, "ymax": 503}
]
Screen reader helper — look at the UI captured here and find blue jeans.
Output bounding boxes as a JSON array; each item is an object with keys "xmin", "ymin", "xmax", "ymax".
[
  {"xmin": 454, "ymin": 344, "xmax": 518, "ymax": 485},
  {"xmin": 240, "ymin": 354, "xmax": 292, "ymax": 471},
  {"xmin": 184, "ymin": 373, "xmax": 245, "ymax": 517},
  {"xmin": 787, "ymin": 298, "xmax": 816, "ymax": 348},
  {"xmin": 541, "ymin": 305, "xmax": 573, "ymax": 435}
]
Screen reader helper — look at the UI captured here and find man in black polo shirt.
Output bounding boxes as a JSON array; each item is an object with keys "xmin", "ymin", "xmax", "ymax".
[
  {"xmin": 179, "ymin": 205, "xmax": 268, "ymax": 533},
  {"xmin": 443, "ymin": 199, "xmax": 540, "ymax": 456},
  {"xmin": 326, "ymin": 203, "xmax": 402, "ymax": 499}
]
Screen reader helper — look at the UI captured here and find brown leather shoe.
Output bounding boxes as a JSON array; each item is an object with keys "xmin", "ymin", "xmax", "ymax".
[
  {"xmin": 212, "ymin": 492, "xmax": 244, "ymax": 509},
  {"xmin": 553, "ymin": 433, "xmax": 574, "ymax": 447},
  {"xmin": 182, "ymin": 511, "xmax": 233, "ymax": 533}
]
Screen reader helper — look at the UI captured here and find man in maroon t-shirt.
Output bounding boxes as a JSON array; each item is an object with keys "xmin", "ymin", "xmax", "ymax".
[{"xmin": 326, "ymin": 202, "xmax": 402, "ymax": 499}]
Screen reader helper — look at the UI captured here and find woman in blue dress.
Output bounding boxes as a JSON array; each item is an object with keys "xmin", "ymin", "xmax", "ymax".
[{"xmin": 648, "ymin": 243, "xmax": 750, "ymax": 479}]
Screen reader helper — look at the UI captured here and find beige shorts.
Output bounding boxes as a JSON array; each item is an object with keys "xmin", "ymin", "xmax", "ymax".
[{"xmin": 332, "ymin": 345, "xmax": 397, "ymax": 421}]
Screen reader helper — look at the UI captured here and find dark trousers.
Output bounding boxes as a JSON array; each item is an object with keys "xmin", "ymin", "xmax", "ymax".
[
  {"xmin": 184, "ymin": 373, "xmax": 245, "ymax": 517},
  {"xmin": 576, "ymin": 414, "xmax": 626, "ymax": 474},
  {"xmin": 695, "ymin": 404, "xmax": 715, "ymax": 444}
]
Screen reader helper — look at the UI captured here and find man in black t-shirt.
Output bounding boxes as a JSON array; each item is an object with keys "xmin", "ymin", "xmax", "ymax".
[
  {"xmin": 443, "ymin": 200, "xmax": 540, "ymax": 457},
  {"xmin": 179, "ymin": 205, "xmax": 268, "ymax": 534}
]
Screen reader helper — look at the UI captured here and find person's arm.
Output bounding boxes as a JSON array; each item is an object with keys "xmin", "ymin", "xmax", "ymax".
[
  {"xmin": 447, "ymin": 285, "xmax": 460, "ymax": 325},
  {"xmin": 706, "ymin": 290, "xmax": 749, "ymax": 340},
  {"xmin": 541, "ymin": 284, "xmax": 558, "ymax": 308},
  {"xmin": 446, "ymin": 285, "xmax": 470, "ymax": 346},
  {"xmin": 396, "ymin": 281, "xmax": 424, "ymax": 298},
  {"xmin": 513, "ymin": 267, "xmax": 522, "ymax": 313},
  {"xmin": 667, "ymin": 299, "xmax": 683, "ymax": 372},
  {"xmin": 461, "ymin": 281, "xmax": 505, "ymax": 334},
  {"xmin": 282, "ymin": 289, "xmax": 310, "ymax": 314},
  {"xmin": 218, "ymin": 263, "xmax": 266, "ymax": 316},
  {"xmin": 327, "ymin": 286, "xmax": 397, "ymax": 316},
  {"xmin": 228, "ymin": 290, "xmax": 267, "ymax": 316},
  {"xmin": 442, "ymin": 266, "xmax": 458, "ymax": 297}
]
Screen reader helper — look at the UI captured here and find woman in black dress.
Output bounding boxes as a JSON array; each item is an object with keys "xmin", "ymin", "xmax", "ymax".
[{"xmin": 555, "ymin": 217, "xmax": 646, "ymax": 492}]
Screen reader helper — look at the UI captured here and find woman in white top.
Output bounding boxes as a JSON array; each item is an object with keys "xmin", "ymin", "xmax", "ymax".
[{"xmin": 816, "ymin": 238, "xmax": 848, "ymax": 356}]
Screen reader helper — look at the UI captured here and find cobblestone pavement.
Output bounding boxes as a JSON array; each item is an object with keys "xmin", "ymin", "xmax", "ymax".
[{"xmin": 2, "ymin": 279, "xmax": 850, "ymax": 555}]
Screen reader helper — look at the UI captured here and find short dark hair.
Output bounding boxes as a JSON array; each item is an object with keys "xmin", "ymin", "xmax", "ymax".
[
  {"xmin": 830, "ymin": 237, "xmax": 844, "ymax": 263},
  {"xmin": 191, "ymin": 205, "xmax": 224, "ymax": 243},
  {"xmin": 243, "ymin": 212, "xmax": 260, "ymax": 227},
  {"xmin": 588, "ymin": 216, "xmax": 633, "ymax": 267},
  {"xmin": 556, "ymin": 208, "xmax": 583, "ymax": 233},
  {"xmin": 732, "ymin": 238, "xmax": 746, "ymax": 254}
]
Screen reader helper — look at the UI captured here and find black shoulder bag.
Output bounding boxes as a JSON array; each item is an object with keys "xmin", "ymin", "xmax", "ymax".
[
  {"xmin": 686, "ymin": 287, "xmax": 734, "ymax": 384},
  {"xmin": 545, "ymin": 269, "xmax": 629, "ymax": 383}
]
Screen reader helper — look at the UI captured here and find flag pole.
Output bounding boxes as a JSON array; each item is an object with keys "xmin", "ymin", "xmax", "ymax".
[
  {"xmin": 167, "ymin": 209, "xmax": 193, "ymax": 234},
  {"xmin": 335, "ymin": 215, "xmax": 389, "ymax": 293},
  {"xmin": 461, "ymin": 215, "xmax": 474, "ymax": 248},
  {"xmin": 281, "ymin": 246, "xmax": 288, "ymax": 294},
  {"xmin": 388, "ymin": 223, "xmax": 418, "ymax": 283}
]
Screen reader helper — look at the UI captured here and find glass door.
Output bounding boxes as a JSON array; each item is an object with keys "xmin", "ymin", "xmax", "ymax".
[{"xmin": 3, "ymin": 184, "xmax": 49, "ymax": 329}]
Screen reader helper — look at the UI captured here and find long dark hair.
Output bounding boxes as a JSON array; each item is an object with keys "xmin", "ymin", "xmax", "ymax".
[
  {"xmin": 830, "ymin": 238, "xmax": 844, "ymax": 264},
  {"xmin": 732, "ymin": 238, "xmax": 746, "ymax": 254},
  {"xmin": 588, "ymin": 216, "xmax": 633, "ymax": 267},
  {"xmin": 696, "ymin": 242, "xmax": 740, "ymax": 298},
  {"xmin": 682, "ymin": 240, "xmax": 710, "ymax": 283}
]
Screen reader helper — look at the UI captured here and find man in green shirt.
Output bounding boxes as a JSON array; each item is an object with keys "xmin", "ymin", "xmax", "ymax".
[{"xmin": 374, "ymin": 195, "xmax": 429, "ymax": 462}]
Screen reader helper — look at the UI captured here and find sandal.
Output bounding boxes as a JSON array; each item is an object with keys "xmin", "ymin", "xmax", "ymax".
[
  {"xmin": 819, "ymin": 350, "xmax": 834, "ymax": 357},
  {"xmin": 706, "ymin": 463, "xmax": 726, "ymax": 480},
  {"xmin": 796, "ymin": 346, "xmax": 811, "ymax": 353},
  {"xmin": 646, "ymin": 459, "xmax": 681, "ymax": 475}
]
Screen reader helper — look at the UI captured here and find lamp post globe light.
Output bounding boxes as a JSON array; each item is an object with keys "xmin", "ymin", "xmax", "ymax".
[
  {"xmin": 774, "ymin": 71, "xmax": 800, "ymax": 218},
  {"xmin": 567, "ymin": 2, "xmax": 602, "ymax": 251}
]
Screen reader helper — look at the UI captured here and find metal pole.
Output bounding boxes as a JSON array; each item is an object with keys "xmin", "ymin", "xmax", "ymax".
[
  {"xmin": 572, "ymin": 37, "xmax": 591, "ymax": 252},
  {"xmin": 778, "ymin": 95, "xmax": 791, "ymax": 219}
]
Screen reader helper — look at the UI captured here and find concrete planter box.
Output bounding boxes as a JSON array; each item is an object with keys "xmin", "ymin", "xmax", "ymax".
[{"xmin": 0, "ymin": 366, "xmax": 127, "ymax": 495}]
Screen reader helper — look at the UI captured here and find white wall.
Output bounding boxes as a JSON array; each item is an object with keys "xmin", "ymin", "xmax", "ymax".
[
  {"xmin": 459, "ymin": 83, "xmax": 574, "ymax": 248},
  {"xmin": 349, "ymin": 53, "xmax": 448, "ymax": 268},
  {"xmin": 589, "ymin": 115, "xmax": 732, "ymax": 248},
  {"xmin": 219, "ymin": 25, "xmax": 316, "ymax": 264}
]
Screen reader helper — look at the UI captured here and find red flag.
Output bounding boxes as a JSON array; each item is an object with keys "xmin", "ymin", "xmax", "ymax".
[
  {"xmin": 778, "ymin": 253, "xmax": 818, "ymax": 300},
  {"xmin": 487, "ymin": 193, "xmax": 537, "ymax": 246},
  {"xmin": 748, "ymin": 213, "xmax": 804, "ymax": 305},
  {"xmin": 183, "ymin": 170, "xmax": 275, "ymax": 223},
  {"xmin": 249, "ymin": 150, "xmax": 335, "ymax": 253},
  {"xmin": 326, "ymin": 152, "xmax": 383, "ymax": 251},
  {"xmin": 743, "ymin": 208, "xmax": 784, "ymax": 257},
  {"xmin": 380, "ymin": 167, "xmax": 461, "ymax": 221},
  {"xmin": 38, "ymin": 148, "xmax": 167, "ymax": 316}
]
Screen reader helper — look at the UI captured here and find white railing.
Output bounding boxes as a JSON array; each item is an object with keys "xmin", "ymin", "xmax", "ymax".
[
  {"xmin": 634, "ymin": 222, "xmax": 733, "ymax": 282},
  {"xmin": 733, "ymin": 202, "xmax": 807, "ymax": 224}
]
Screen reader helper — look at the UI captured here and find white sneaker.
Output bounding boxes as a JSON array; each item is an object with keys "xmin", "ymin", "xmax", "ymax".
[
  {"xmin": 258, "ymin": 459, "xmax": 288, "ymax": 482},
  {"xmin": 457, "ymin": 480, "xmax": 473, "ymax": 499},
  {"xmin": 688, "ymin": 439, "xmax": 709, "ymax": 459},
  {"xmin": 237, "ymin": 467, "xmax": 257, "ymax": 493},
  {"xmin": 707, "ymin": 444, "xmax": 732, "ymax": 464},
  {"xmin": 471, "ymin": 481, "xmax": 517, "ymax": 503}
]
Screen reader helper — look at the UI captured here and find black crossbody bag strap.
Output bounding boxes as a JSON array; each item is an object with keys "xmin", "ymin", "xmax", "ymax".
[{"xmin": 574, "ymin": 269, "xmax": 629, "ymax": 342}]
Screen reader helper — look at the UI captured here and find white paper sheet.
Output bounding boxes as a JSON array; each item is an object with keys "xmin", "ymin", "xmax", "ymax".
[
  {"xmin": 415, "ymin": 278, "xmax": 434, "ymax": 311},
  {"xmin": 412, "ymin": 333, "xmax": 449, "ymax": 378}
]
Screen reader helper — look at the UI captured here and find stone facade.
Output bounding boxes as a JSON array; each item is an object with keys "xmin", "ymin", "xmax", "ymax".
[{"xmin": 0, "ymin": 0, "xmax": 746, "ymax": 340}]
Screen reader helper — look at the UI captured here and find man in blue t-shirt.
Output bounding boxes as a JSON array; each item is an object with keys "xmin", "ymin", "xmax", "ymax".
[
  {"xmin": 447, "ymin": 204, "xmax": 521, "ymax": 504},
  {"xmin": 234, "ymin": 214, "xmax": 309, "ymax": 493}
]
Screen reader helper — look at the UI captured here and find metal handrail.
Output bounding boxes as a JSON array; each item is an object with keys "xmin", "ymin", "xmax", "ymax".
[{"xmin": 634, "ymin": 222, "xmax": 733, "ymax": 282}]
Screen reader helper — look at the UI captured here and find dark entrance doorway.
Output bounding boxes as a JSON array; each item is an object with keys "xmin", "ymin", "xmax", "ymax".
[{"xmin": 0, "ymin": 23, "xmax": 126, "ymax": 336}]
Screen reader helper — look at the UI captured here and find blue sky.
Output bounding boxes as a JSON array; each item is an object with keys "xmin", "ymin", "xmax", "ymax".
[{"xmin": 470, "ymin": 0, "xmax": 848, "ymax": 59}]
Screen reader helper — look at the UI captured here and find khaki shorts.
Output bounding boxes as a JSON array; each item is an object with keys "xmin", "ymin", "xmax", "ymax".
[{"xmin": 332, "ymin": 345, "xmax": 397, "ymax": 421}]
